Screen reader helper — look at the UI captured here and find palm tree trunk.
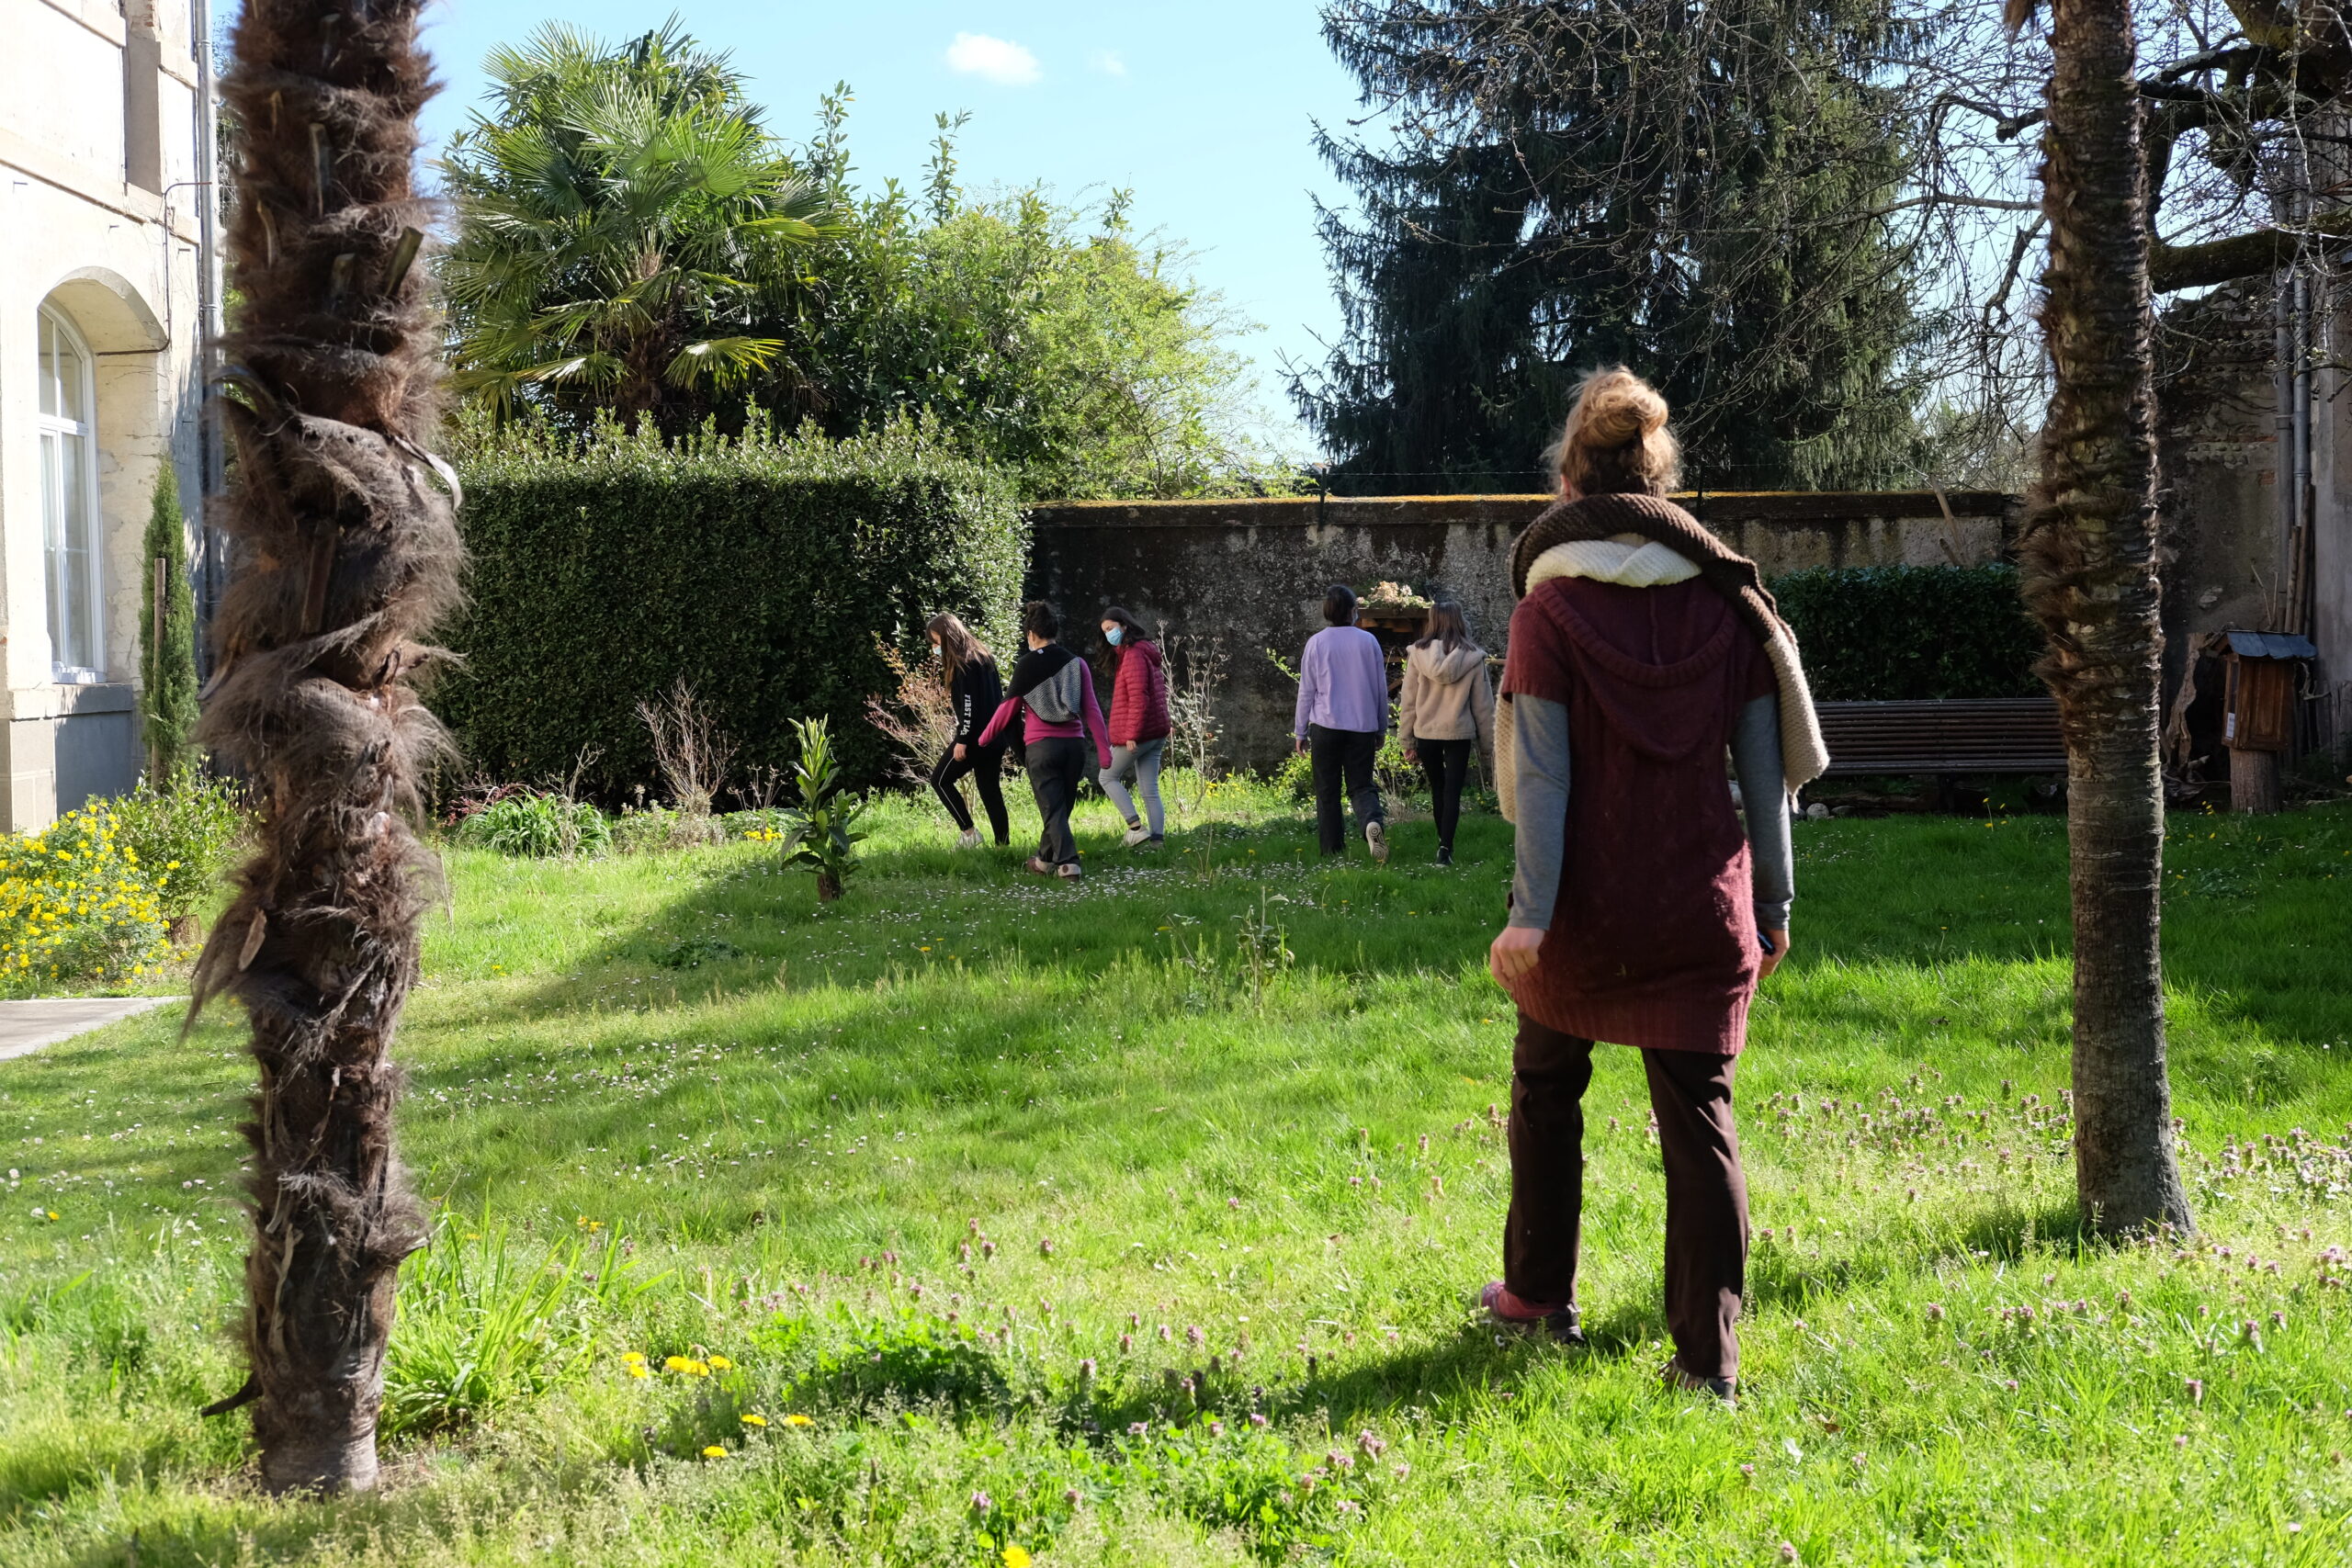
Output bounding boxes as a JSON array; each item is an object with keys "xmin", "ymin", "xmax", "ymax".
[
  {"xmin": 195, "ymin": 0, "xmax": 462, "ymax": 1492},
  {"xmin": 2020, "ymin": 0, "xmax": 2194, "ymax": 1238}
]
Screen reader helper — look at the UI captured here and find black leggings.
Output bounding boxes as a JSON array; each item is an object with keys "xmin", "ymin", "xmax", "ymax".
[
  {"xmin": 931, "ymin": 741, "xmax": 1010, "ymax": 844},
  {"xmin": 1417, "ymin": 737, "xmax": 1474, "ymax": 852}
]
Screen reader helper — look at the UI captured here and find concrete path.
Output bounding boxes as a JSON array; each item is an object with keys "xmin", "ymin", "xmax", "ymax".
[{"xmin": 0, "ymin": 997, "xmax": 182, "ymax": 1063}]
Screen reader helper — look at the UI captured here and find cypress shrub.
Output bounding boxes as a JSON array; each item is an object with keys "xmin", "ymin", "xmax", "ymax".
[
  {"xmin": 438, "ymin": 417, "xmax": 1025, "ymax": 796},
  {"xmin": 139, "ymin": 464, "xmax": 201, "ymax": 781},
  {"xmin": 1773, "ymin": 564, "xmax": 2042, "ymax": 701}
]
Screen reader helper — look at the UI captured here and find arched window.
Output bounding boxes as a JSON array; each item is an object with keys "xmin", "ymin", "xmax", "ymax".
[{"xmin": 36, "ymin": 306, "xmax": 103, "ymax": 681}]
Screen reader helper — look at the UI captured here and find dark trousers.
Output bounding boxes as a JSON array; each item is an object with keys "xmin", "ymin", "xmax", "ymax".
[
  {"xmin": 1024, "ymin": 736, "xmax": 1087, "ymax": 866},
  {"xmin": 1416, "ymin": 737, "xmax": 1473, "ymax": 852},
  {"xmin": 1505, "ymin": 1013, "xmax": 1749, "ymax": 1381},
  {"xmin": 931, "ymin": 742, "xmax": 1010, "ymax": 844},
  {"xmin": 1307, "ymin": 723, "xmax": 1385, "ymax": 854}
]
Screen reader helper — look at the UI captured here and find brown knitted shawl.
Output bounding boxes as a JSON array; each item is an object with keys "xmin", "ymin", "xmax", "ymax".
[
  {"xmin": 1499, "ymin": 489, "xmax": 1830, "ymax": 807},
  {"xmin": 1510, "ymin": 491, "xmax": 1790, "ymax": 648}
]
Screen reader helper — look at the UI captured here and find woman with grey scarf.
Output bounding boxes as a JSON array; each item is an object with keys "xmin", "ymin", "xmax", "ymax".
[{"xmin": 977, "ymin": 601, "xmax": 1113, "ymax": 878}]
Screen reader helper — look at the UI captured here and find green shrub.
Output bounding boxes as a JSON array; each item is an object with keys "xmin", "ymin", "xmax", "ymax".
[
  {"xmin": 610, "ymin": 805, "xmax": 681, "ymax": 855},
  {"xmin": 453, "ymin": 792, "xmax": 613, "ymax": 859},
  {"xmin": 108, "ymin": 771, "xmax": 250, "ymax": 922},
  {"xmin": 1271, "ymin": 749, "xmax": 1314, "ymax": 801},
  {"xmin": 1772, "ymin": 564, "xmax": 2042, "ymax": 701},
  {"xmin": 1265, "ymin": 730, "xmax": 1425, "ymax": 802},
  {"xmin": 777, "ymin": 717, "xmax": 867, "ymax": 901},
  {"xmin": 438, "ymin": 415, "xmax": 1025, "ymax": 797},
  {"xmin": 0, "ymin": 803, "xmax": 169, "ymax": 995}
]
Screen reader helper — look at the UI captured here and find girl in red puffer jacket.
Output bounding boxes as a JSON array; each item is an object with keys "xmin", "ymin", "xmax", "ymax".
[{"xmin": 1097, "ymin": 606, "xmax": 1170, "ymax": 846}]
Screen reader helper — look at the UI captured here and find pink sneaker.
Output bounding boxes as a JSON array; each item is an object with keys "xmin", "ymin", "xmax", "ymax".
[{"xmin": 1479, "ymin": 1281, "xmax": 1586, "ymax": 1346}]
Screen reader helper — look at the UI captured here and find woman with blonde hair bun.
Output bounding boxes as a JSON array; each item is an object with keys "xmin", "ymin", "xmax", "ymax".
[{"xmin": 1478, "ymin": 366, "xmax": 1829, "ymax": 1405}]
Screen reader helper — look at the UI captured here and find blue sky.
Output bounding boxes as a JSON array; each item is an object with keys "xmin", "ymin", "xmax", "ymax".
[{"xmin": 383, "ymin": 1, "xmax": 1372, "ymax": 446}]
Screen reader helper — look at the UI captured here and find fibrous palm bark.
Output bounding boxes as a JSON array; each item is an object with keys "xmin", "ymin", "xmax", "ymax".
[
  {"xmin": 2016, "ymin": 0, "xmax": 2193, "ymax": 1238},
  {"xmin": 194, "ymin": 0, "xmax": 460, "ymax": 1492}
]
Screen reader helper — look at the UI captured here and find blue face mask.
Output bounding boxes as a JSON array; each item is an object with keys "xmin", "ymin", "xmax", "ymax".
[{"xmin": 1105, "ymin": 626, "xmax": 1124, "ymax": 646}]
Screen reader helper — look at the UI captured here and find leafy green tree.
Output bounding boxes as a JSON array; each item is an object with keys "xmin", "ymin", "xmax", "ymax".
[
  {"xmin": 440, "ymin": 19, "xmax": 836, "ymax": 434},
  {"xmin": 138, "ymin": 462, "xmax": 199, "ymax": 784},
  {"xmin": 1296, "ymin": 0, "xmax": 1928, "ymax": 492},
  {"xmin": 444, "ymin": 49, "xmax": 1284, "ymax": 496},
  {"xmin": 797, "ymin": 158, "xmax": 1286, "ymax": 500}
]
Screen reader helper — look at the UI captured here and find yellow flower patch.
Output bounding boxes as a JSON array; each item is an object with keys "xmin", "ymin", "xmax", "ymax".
[{"xmin": 0, "ymin": 804, "xmax": 169, "ymax": 995}]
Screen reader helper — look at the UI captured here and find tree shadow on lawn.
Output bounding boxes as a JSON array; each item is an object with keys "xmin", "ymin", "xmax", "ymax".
[
  {"xmin": 469, "ymin": 796, "xmax": 2087, "ymax": 1033},
  {"xmin": 474, "ymin": 801, "xmax": 2350, "ymax": 1042},
  {"xmin": 473, "ymin": 806, "xmax": 1525, "ymax": 1029}
]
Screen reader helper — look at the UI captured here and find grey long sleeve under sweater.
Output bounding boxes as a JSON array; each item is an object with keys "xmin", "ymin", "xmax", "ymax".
[{"xmin": 1506, "ymin": 693, "xmax": 1794, "ymax": 932}]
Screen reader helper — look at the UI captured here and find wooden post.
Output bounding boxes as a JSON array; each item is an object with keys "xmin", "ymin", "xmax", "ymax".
[{"xmin": 2229, "ymin": 747, "xmax": 2281, "ymax": 815}]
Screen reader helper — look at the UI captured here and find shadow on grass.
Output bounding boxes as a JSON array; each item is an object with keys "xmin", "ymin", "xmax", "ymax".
[
  {"xmin": 472, "ymin": 802, "xmax": 2352, "ymax": 1043},
  {"xmin": 451, "ymin": 788, "xmax": 1531, "ymax": 1015}
]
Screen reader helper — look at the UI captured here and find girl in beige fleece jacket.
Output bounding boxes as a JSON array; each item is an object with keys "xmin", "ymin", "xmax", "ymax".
[{"xmin": 1399, "ymin": 601, "xmax": 1495, "ymax": 865}]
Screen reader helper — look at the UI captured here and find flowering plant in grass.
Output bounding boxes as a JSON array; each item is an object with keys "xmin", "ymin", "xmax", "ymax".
[{"xmin": 0, "ymin": 803, "xmax": 169, "ymax": 995}]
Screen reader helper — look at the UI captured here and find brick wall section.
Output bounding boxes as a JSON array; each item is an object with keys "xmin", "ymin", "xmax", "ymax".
[{"xmin": 1028, "ymin": 491, "xmax": 2020, "ymax": 771}]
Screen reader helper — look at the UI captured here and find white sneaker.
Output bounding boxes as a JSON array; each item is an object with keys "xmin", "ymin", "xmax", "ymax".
[
  {"xmin": 1123, "ymin": 823, "xmax": 1151, "ymax": 847},
  {"xmin": 956, "ymin": 829, "xmax": 982, "ymax": 850},
  {"xmin": 1365, "ymin": 820, "xmax": 1389, "ymax": 863},
  {"xmin": 1057, "ymin": 861, "xmax": 1084, "ymax": 879}
]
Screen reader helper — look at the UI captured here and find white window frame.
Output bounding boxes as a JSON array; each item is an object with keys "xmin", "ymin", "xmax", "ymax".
[{"xmin": 35, "ymin": 305, "xmax": 106, "ymax": 683}]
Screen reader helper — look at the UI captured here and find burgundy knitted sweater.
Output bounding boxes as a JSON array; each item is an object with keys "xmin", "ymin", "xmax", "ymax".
[{"xmin": 1500, "ymin": 574, "xmax": 1776, "ymax": 1054}]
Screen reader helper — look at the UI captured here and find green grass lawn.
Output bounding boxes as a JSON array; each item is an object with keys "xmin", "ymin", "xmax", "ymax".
[{"xmin": 3, "ymin": 781, "xmax": 2350, "ymax": 1565}]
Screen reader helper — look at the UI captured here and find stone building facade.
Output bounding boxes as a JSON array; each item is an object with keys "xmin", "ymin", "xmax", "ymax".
[
  {"xmin": 2157, "ymin": 278, "xmax": 2352, "ymax": 770},
  {"xmin": 0, "ymin": 0, "xmax": 215, "ymax": 828}
]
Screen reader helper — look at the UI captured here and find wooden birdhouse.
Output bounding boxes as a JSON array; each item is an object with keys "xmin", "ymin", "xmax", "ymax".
[{"xmin": 2221, "ymin": 629, "xmax": 2313, "ymax": 814}]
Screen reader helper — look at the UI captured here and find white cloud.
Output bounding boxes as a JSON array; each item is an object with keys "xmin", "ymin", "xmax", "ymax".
[
  {"xmin": 946, "ymin": 32, "xmax": 1043, "ymax": 86},
  {"xmin": 1089, "ymin": 49, "xmax": 1128, "ymax": 77}
]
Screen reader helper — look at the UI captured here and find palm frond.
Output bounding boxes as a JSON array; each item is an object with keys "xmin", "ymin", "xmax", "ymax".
[{"xmin": 663, "ymin": 336, "xmax": 787, "ymax": 389}]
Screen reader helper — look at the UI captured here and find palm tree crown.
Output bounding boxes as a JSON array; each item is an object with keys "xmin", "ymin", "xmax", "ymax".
[{"xmin": 441, "ymin": 19, "xmax": 838, "ymax": 432}]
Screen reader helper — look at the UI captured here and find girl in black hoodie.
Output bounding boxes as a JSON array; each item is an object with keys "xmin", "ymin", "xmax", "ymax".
[{"xmin": 925, "ymin": 613, "xmax": 1010, "ymax": 848}]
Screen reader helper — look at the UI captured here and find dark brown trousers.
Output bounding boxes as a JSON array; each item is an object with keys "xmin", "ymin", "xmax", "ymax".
[{"xmin": 1505, "ymin": 1013, "xmax": 1749, "ymax": 1380}]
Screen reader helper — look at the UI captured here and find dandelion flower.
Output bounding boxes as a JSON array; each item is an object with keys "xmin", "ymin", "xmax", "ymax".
[
  {"xmin": 707, "ymin": 1354, "xmax": 733, "ymax": 1371},
  {"xmin": 702, "ymin": 1445, "xmax": 727, "ymax": 1459},
  {"xmin": 664, "ymin": 1355, "xmax": 694, "ymax": 1372},
  {"xmin": 783, "ymin": 1414, "xmax": 813, "ymax": 1427},
  {"xmin": 1002, "ymin": 1549, "xmax": 1033, "ymax": 1568},
  {"xmin": 627, "ymin": 1363, "xmax": 650, "ymax": 1380},
  {"xmin": 741, "ymin": 1413, "xmax": 767, "ymax": 1427}
]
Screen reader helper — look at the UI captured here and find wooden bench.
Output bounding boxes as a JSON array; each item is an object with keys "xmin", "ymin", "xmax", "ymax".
[{"xmin": 1816, "ymin": 698, "xmax": 2065, "ymax": 784}]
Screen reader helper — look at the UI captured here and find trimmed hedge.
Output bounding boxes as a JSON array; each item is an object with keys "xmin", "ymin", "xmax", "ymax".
[
  {"xmin": 1772, "ymin": 564, "xmax": 2042, "ymax": 701},
  {"xmin": 435, "ymin": 418, "xmax": 1025, "ymax": 797}
]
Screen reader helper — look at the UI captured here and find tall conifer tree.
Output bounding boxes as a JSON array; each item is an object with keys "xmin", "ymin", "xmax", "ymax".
[
  {"xmin": 1298, "ymin": 0, "xmax": 1928, "ymax": 492},
  {"xmin": 140, "ymin": 463, "xmax": 201, "ymax": 783}
]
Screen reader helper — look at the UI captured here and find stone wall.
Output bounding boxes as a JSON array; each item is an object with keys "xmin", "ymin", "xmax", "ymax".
[{"xmin": 1028, "ymin": 491, "xmax": 2019, "ymax": 771}]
